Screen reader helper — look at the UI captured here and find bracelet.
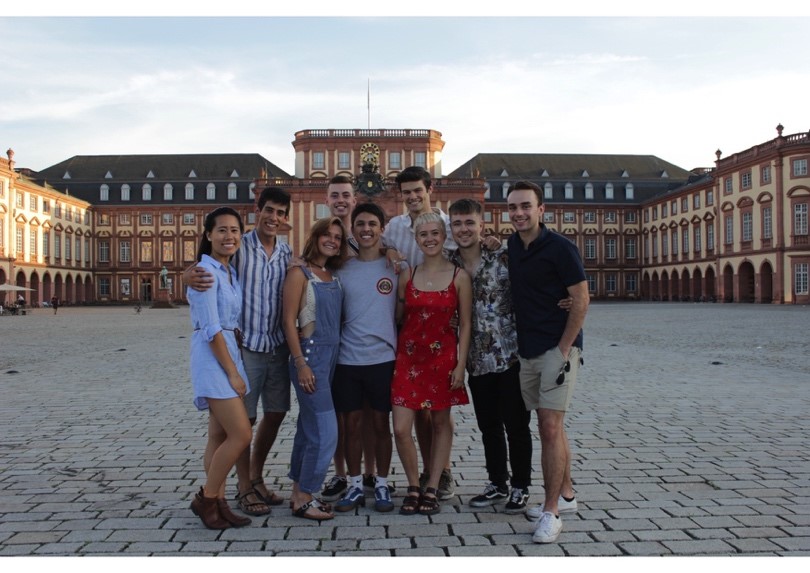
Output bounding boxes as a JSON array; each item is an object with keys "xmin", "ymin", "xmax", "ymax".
[{"xmin": 293, "ymin": 355, "xmax": 305, "ymax": 362}]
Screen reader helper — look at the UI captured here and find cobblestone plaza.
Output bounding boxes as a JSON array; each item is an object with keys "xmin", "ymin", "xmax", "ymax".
[{"xmin": 1, "ymin": 303, "xmax": 809, "ymax": 558}]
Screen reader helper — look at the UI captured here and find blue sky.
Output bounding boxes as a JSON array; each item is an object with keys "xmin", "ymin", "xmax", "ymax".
[{"xmin": 2, "ymin": 8, "xmax": 808, "ymax": 176}]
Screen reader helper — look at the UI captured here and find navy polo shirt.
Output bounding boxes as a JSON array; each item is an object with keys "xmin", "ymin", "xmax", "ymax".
[{"xmin": 507, "ymin": 225, "xmax": 586, "ymax": 359}]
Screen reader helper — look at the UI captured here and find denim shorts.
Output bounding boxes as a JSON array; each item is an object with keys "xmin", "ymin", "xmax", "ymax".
[{"xmin": 241, "ymin": 343, "xmax": 291, "ymax": 418}]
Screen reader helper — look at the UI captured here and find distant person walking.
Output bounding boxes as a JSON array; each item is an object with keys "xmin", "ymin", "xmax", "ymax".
[{"xmin": 51, "ymin": 296, "xmax": 59, "ymax": 315}]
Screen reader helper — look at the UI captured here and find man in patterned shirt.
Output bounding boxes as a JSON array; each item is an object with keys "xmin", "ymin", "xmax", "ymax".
[{"xmin": 448, "ymin": 198, "xmax": 533, "ymax": 514}]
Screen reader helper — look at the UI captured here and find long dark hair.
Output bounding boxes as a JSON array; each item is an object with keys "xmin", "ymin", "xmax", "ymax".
[{"xmin": 196, "ymin": 207, "xmax": 244, "ymax": 262}]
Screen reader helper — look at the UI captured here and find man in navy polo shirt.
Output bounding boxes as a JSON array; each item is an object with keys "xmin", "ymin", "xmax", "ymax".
[{"xmin": 506, "ymin": 180, "xmax": 589, "ymax": 544}]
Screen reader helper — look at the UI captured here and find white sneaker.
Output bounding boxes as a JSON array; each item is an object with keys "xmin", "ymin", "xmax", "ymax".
[
  {"xmin": 526, "ymin": 495, "xmax": 578, "ymax": 520},
  {"xmin": 532, "ymin": 511, "xmax": 563, "ymax": 543}
]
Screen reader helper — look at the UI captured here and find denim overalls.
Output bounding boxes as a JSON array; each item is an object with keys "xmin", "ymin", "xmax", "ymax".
[{"xmin": 287, "ymin": 267, "xmax": 342, "ymax": 494}]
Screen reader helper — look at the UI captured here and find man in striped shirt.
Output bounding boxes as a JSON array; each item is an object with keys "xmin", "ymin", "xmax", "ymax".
[{"xmin": 185, "ymin": 186, "xmax": 293, "ymax": 516}]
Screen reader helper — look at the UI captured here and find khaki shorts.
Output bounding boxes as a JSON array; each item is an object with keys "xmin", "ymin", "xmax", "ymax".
[{"xmin": 519, "ymin": 346, "xmax": 581, "ymax": 412}]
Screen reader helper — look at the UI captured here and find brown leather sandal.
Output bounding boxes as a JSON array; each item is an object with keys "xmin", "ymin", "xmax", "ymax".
[
  {"xmin": 250, "ymin": 478, "xmax": 285, "ymax": 506},
  {"xmin": 418, "ymin": 486, "xmax": 441, "ymax": 515},
  {"xmin": 399, "ymin": 485, "xmax": 421, "ymax": 516}
]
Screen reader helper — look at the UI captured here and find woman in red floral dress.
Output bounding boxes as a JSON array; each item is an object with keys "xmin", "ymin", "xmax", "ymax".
[{"xmin": 391, "ymin": 212, "xmax": 472, "ymax": 516}]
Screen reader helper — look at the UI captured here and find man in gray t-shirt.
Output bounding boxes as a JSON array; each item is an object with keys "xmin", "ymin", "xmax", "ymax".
[{"xmin": 331, "ymin": 203, "xmax": 399, "ymax": 513}]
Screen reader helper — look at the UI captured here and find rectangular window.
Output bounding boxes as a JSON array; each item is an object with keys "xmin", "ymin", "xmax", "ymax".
[
  {"xmin": 143, "ymin": 186, "xmax": 152, "ymax": 201},
  {"xmin": 315, "ymin": 204, "xmax": 330, "ymax": 219},
  {"xmin": 99, "ymin": 278, "xmax": 111, "ymax": 296},
  {"xmin": 645, "ymin": 209, "xmax": 651, "ymax": 223},
  {"xmin": 16, "ymin": 192, "xmax": 24, "ymax": 208},
  {"xmin": 671, "ymin": 229, "xmax": 678, "ymax": 255},
  {"xmin": 644, "ymin": 236, "xmax": 649, "ymax": 259},
  {"xmin": 42, "ymin": 200, "xmax": 50, "ymax": 213},
  {"xmin": 681, "ymin": 197, "xmax": 688, "ymax": 213},
  {"xmin": 707, "ymin": 224, "xmax": 715, "ymax": 250},
  {"xmin": 120, "ymin": 240, "xmax": 131, "ymax": 263},
  {"xmin": 662, "ymin": 231, "xmax": 668, "ymax": 256},
  {"xmin": 338, "ymin": 152, "xmax": 351, "ymax": 169},
  {"xmin": 742, "ymin": 212, "xmax": 753, "ymax": 242},
  {"xmin": 725, "ymin": 215, "xmax": 734, "ymax": 245},
  {"xmin": 693, "ymin": 194, "xmax": 701, "ymax": 209},
  {"xmin": 661, "ymin": 204, "xmax": 668, "ymax": 218},
  {"xmin": 586, "ymin": 274, "xmax": 597, "ymax": 293},
  {"xmin": 625, "ymin": 237, "xmax": 636, "ymax": 259},
  {"xmin": 389, "ymin": 152, "xmax": 401, "ymax": 169},
  {"xmin": 141, "ymin": 241, "xmax": 153, "ymax": 263},
  {"xmin": 624, "ymin": 211, "xmax": 636, "ymax": 223},
  {"xmin": 584, "ymin": 212, "xmax": 596, "ymax": 223},
  {"xmin": 247, "ymin": 212, "xmax": 256, "ymax": 224},
  {"xmin": 585, "ymin": 238, "xmax": 596, "ymax": 260},
  {"xmin": 54, "ymin": 234, "xmax": 61, "ymax": 259},
  {"xmin": 605, "ymin": 274, "xmax": 617, "ymax": 292},
  {"xmin": 741, "ymin": 171, "xmax": 752, "ymax": 190},
  {"xmin": 162, "ymin": 240, "xmax": 174, "ymax": 262},
  {"xmin": 42, "ymin": 232, "xmax": 49, "ymax": 257},
  {"xmin": 564, "ymin": 212, "xmax": 575, "ymax": 223},
  {"xmin": 652, "ymin": 235, "xmax": 658, "ymax": 257},
  {"xmin": 707, "ymin": 190, "xmax": 715, "ymax": 206},
  {"xmin": 65, "ymin": 206, "xmax": 73, "ymax": 222},
  {"xmin": 29, "ymin": 228, "xmax": 37, "ymax": 256},
  {"xmin": 694, "ymin": 227, "xmax": 701, "ymax": 252},
  {"xmin": 29, "ymin": 195, "xmax": 37, "ymax": 211},
  {"xmin": 54, "ymin": 203, "xmax": 62, "ymax": 218},
  {"xmin": 605, "ymin": 238, "xmax": 617, "ymax": 260},
  {"xmin": 543, "ymin": 212, "xmax": 554, "ymax": 223},
  {"xmin": 796, "ymin": 263, "xmax": 809, "ymax": 295},
  {"xmin": 162, "ymin": 213, "xmax": 174, "ymax": 225},
  {"xmin": 795, "ymin": 203, "xmax": 809, "ymax": 235},
  {"xmin": 84, "ymin": 211, "xmax": 90, "ymax": 225},
  {"xmin": 763, "ymin": 206, "xmax": 772, "ymax": 239},
  {"xmin": 183, "ymin": 239, "xmax": 196, "ymax": 262},
  {"xmin": 414, "ymin": 151, "xmax": 427, "ymax": 168},
  {"xmin": 185, "ymin": 185, "xmax": 194, "ymax": 200},
  {"xmin": 75, "ymin": 238, "xmax": 81, "ymax": 263},
  {"xmin": 793, "ymin": 158, "xmax": 808, "ymax": 177},
  {"xmin": 312, "ymin": 151, "xmax": 325, "ymax": 170},
  {"xmin": 141, "ymin": 213, "xmax": 153, "ymax": 225},
  {"xmin": 121, "ymin": 186, "xmax": 130, "ymax": 201},
  {"xmin": 100, "ymin": 186, "xmax": 109, "ymax": 201},
  {"xmin": 682, "ymin": 229, "xmax": 689, "ymax": 253},
  {"xmin": 98, "ymin": 240, "xmax": 110, "ymax": 262},
  {"xmin": 183, "ymin": 213, "xmax": 195, "ymax": 225},
  {"xmin": 227, "ymin": 184, "xmax": 237, "ymax": 200},
  {"xmin": 724, "ymin": 177, "xmax": 733, "ymax": 195},
  {"xmin": 65, "ymin": 236, "xmax": 71, "ymax": 260},
  {"xmin": 484, "ymin": 211, "xmax": 492, "ymax": 223},
  {"xmin": 625, "ymin": 273, "xmax": 637, "ymax": 292},
  {"xmin": 119, "ymin": 213, "xmax": 131, "ymax": 225},
  {"xmin": 98, "ymin": 213, "xmax": 110, "ymax": 226},
  {"xmin": 671, "ymin": 200, "xmax": 677, "ymax": 216},
  {"xmin": 604, "ymin": 211, "xmax": 616, "ymax": 223},
  {"xmin": 761, "ymin": 164, "xmax": 772, "ymax": 184},
  {"xmin": 120, "ymin": 278, "xmax": 131, "ymax": 297},
  {"xmin": 164, "ymin": 186, "xmax": 173, "ymax": 201},
  {"xmin": 207, "ymin": 185, "xmax": 216, "ymax": 200},
  {"xmin": 501, "ymin": 212, "xmax": 511, "ymax": 223},
  {"xmin": 85, "ymin": 239, "xmax": 91, "ymax": 264}
]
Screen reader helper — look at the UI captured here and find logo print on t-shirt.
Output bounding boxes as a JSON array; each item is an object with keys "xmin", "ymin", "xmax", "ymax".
[{"xmin": 377, "ymin": 277, "xmax": 394, "ymax": 295}]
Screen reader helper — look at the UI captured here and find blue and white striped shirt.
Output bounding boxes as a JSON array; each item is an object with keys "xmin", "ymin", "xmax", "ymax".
[{"xmin": 233, "ymin": 230, "xmax": 292, "ymax": 353}]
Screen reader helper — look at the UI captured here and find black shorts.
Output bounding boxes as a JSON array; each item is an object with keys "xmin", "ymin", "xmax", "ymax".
[{"xmin": 332, "ymin": 361, "xmax": 394, "ymax": 414}]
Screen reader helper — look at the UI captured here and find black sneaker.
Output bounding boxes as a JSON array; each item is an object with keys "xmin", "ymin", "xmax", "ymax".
[
  {"xmin": 469, "ymin": 482, "xmax": 508, "ymax": 507},
  {"xmin": 321, "ymin": 475, "xmax": 347, "ymax": 502},
  {"xmin": 363, "ymin": 474, "xmax": 395, "ymax": 494},
  {"xmin": 503, "ymin": 487, "xmax": 529, "ymax": 514}
]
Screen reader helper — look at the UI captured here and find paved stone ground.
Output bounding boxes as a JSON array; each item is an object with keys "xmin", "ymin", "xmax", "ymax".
[{"xmin": 1, "ymin": 302, "xmax": 809, "ymax": 558}]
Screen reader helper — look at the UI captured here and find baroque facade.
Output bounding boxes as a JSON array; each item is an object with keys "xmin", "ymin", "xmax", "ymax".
[
  {"xmin": 5, "ymin": 124, "xmax": 808, "ymax": 304},
  {"xmin": 1, "ymin": 149, "xmax": 94, "ymax": 306}
]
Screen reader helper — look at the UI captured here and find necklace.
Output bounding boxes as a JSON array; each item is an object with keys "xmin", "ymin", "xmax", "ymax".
[{"xmin": 308, "ymin": 260, "xmax": 327, "ymax": 272}]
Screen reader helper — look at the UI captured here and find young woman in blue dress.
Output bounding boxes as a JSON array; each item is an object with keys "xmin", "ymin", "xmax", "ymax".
[{"xmin": 187, "ymin": 207, "xmax": 253, "ymax": 529}]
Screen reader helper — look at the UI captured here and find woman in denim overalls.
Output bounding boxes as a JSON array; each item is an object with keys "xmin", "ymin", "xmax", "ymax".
[{"xmin": 282, "ymin": 217, "xmax": 348, "ymax": 521}]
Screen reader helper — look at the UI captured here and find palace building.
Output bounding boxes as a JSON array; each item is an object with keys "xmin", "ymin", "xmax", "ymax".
[{"xmin": 4, "ymin": 124, "xmax": 808, "ymax": 305}]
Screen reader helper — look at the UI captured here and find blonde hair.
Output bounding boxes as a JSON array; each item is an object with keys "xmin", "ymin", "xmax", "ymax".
[{"xmin": 414, "ymin": 211, "xmax": 445, "ymax": 236}]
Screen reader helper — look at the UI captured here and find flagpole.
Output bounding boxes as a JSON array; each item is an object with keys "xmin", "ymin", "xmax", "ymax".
[{"xmin": 367, "ymin": 78, "xmax": 370, "ymax": 129}]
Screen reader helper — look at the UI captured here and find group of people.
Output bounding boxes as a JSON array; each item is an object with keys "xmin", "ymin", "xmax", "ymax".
[{"xmin": 184, "ymin": 167, "xmax": 589, "ymax": 544}]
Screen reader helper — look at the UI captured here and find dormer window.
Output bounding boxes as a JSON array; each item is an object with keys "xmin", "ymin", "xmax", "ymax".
[
  {"xmin": 63, "ymin": 171, "xmax": 71, "ymax": 179},
  {"xmin": 500, "ymin": 169, "xmax": 509, "ymax": 177},
  {"xmin": 661, "ymin": 170, "xmax": 669, "ymax": 178},
  {"xmin": 105, "ymin": 171, "xmax": 113, "ymax": 179},
  {"xmin": 565, "ymin": 183, "xmax": 573, "ymax": 200},
  {"xmin": 121, "ymin": 184, "xmax": 130, "ymax": 201},
  {"xmin": 185, "ymin": 183, "xmax": 195, "ymax": 200},
  {"xmin": 100, "ymin": 184, "xmax": 109, "ymax": 201},
  {"xmin": 544, "ymin": 182, "xmax": 553, "ymax": 200},
  {"xmin": 228, "ymin": 183, "xmax": 237, "ymax": 200},
  {"xmin": 581, "ymin": 170, "xmax": 589, "ymax": 178},
  {"xmin": 147, "ymin": 170, "xmax": 155, "ymax": 178},
  {"xmin": 621, "ymin": 170, "xmax": 630, "ymax": 178},
  {"xmin": 164, "ymin": 183, "xmax": 173, "ymax": 201},
  {"xmin": 502, "ymin": 182, "xmax": 510, "ymax": 197},
  {"xmin": 142, "ymin": 184, "xmax": 152, "ymax": 201},
  {"xmin": 207, "ymin": 183, "xmax": 216, "ymax": 200},
  {"xmin": 541, "ymin": 169, "xmax": 550, "ymax": 177},
  {"xmin": 625, "ymin": 183, "xmax": 634, "ymax": 200},
  {"xmin": 230, "ymin": 170, "xmax": 239, "ymax": 178},
  {"xmin": 606, "ymin": 184, "xmax": 614, "ymax": 200},
  {"xmin": 483, "ymin": 183, "xmax": 491, "ymax": 199},
  {"xmin": 585, "ymin": 183, "xmax": 594, "ymax": 200},
  {"xmin": 188, "ymin": 170, "xmax": 197, "ymax": 178}
]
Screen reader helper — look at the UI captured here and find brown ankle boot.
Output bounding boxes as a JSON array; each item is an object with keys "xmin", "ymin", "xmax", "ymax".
[
  {"xmin": 217, "ymin": 498, "xmax": 252, "ymax": 527},
  {"xmin": 190, "ymin": 487, "xmax": 230, "ymax": 530}
]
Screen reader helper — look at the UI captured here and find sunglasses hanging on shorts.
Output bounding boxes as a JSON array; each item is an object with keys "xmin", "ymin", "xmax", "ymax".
[{"xmin": 555, "ymin": 360, "xmax": 571, "ymax": 385}]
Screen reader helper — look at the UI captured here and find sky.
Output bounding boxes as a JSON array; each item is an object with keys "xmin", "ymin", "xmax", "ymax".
[{"xmin": 2, "ymin": 3, "xmax": 808, "ymax": 177}]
